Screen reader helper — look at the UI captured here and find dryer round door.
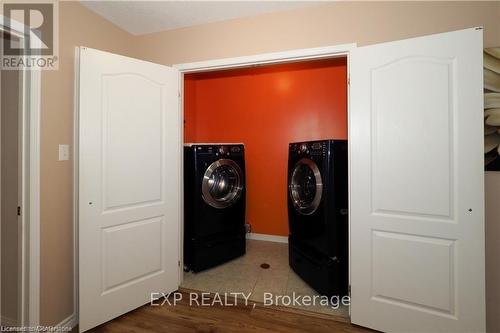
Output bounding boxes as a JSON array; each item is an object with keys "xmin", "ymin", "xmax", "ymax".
[
  {"xmin": 289, "ymin": 158, "xmax": 323, "ymax": 215},
  {"xmin": 202, "ymin": 159, "xmax": 244, "ymax": 209}
]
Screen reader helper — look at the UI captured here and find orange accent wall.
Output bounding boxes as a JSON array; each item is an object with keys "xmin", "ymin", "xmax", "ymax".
[{"xmin": 184, "ymin": 58, "xmax": 347, "ymax": 236}]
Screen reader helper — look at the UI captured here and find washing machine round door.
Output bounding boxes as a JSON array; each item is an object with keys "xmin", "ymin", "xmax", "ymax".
[
  {"xmin": 202, "ymin": 159, "xmax": 244, "ymax": 209},
  {"xmin": 289, "ymin": 158, "xmax": 323, "ymax": 215}
]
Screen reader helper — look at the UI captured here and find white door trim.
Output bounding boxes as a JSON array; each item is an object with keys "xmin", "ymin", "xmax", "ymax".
[
  {"xmin": 0, "ymin": 16, "xmax": 41, "ymax": 328},
  {"xmin": 174, "ymin": 43, "xmax": 356, "ymax": 73},
  {"xmin": 173, "ymin": 42, "xmax": 355, "ymax": 287}
]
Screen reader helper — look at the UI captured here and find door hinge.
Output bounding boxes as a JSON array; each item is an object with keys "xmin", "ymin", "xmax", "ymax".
[
  {"xmin": 17, "ymin": 206, "xmax": 21, "ymax": 216},
  {"xmin": 348, "ymin": 284, "xmax": 351, "ymax": 297},
  {"xmin": 347, "ymin": 76, "xmax": 350, "ymax": 85},
  {"xmin": 178, "ymin": 260, "xmax": 180, "ymax": 267}
]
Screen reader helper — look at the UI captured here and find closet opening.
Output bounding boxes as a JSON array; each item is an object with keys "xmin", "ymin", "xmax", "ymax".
[{"xmin": 180, "ymin": 56, "xmax": 350, "ymax": 319}]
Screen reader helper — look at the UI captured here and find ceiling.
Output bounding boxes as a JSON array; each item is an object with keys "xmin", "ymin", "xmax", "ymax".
[{"xmin": 80, "ymin": 1, "xmax": 321, "ymax": 36}]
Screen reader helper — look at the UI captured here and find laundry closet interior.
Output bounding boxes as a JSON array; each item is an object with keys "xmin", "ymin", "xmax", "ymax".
[{"xmin": 180, "ymin": 55, "xmax": 349, "ymax": 317}]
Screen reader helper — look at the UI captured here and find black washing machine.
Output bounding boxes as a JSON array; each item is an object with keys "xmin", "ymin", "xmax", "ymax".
[
  {"xmin": 287, "ymin": 139, "xmax": 348, "ymax": 297},
  {"xmin": 184, "ymin": 144, "xmax": 246, "ymax": 272}
]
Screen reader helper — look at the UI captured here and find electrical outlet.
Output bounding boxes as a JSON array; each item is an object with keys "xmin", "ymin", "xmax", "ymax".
[{"xmin": 58, "ymin": 144, "xmax": 70, "ymax": 161}]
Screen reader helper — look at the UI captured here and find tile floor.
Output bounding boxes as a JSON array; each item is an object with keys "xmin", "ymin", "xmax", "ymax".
[{"xmin": 181, "ymin": 239, "xmax": 349, "ymax": 318}]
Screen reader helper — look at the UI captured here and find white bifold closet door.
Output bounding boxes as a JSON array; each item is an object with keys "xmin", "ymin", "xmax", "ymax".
[
  {"xmin": 77, "ymin": 27, "xmax": 485, "ymax": 333},
  {"xmin": 78, "ymin": 47, "xmax": 181, "ymax": 332},
  {"xmin": 350, "ymin": 28, "xmax": 485, "ymax": 332}
]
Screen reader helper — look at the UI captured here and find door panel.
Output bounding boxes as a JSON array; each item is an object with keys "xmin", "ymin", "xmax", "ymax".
[
  {"xmin": 350, "ymin": 28, "xmax": 485, "ymax": 332},
  {"xmin": 101, "ymin": 217, "xmax": 163, "ymax": 293},
  {"xmin": 102, "ymin": 74, "xmax": 163, "ymax": 210},
  {"xmin": 79, "ymin": 48, "xmax": 180, "ymax": 332},
  {"xmin": 371, "ymin": 231, "xmax": 455, "ymax": 313},
  {"xmin": 371, "ymin": 57, "xmax": 453, "ymax": 218}
]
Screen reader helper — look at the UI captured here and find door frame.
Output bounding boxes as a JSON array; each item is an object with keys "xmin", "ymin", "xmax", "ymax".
[
  {"xmin": 173, "ymin": 42, "xmax": 356, "ymax": 290},
  {"xmin": 0, "ymin": 16, "xmax": 42, "ymax": 327}
]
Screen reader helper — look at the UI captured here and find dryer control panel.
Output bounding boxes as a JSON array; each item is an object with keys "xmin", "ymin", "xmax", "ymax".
[
  {"xmin": 289, "ymin": 140, "xmax": 328, "ymax": 157},
  {"xmin": 194, "ymin": 144, "xmax": 244, "ymax": 157}
]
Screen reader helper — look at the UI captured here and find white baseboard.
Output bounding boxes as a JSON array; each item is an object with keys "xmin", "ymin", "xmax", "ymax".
[
  {"xmin": 55, "ymin": 313, "xmax": 77, "ymax": 330},
  {"xmin": 246, "ymin": 232, "xmax": 288, "ymax": 243}
]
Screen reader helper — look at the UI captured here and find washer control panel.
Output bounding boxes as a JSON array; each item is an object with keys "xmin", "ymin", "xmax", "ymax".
[
  {"xmin": 289, "ymin": 141, "xmax": 327, "ymax": 156},
  {"xmin": 195, "ymin": 144, "xmax": 244, "ymax": 157}
]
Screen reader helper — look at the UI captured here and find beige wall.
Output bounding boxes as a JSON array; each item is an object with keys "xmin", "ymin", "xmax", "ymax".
[
  {"xmin": 134, "ymin": 1, "xmax": 500, "ymax": 66},
  {"xmin": 39, "ymin": 2, "xmax": 137, "ymax": 325},
  {"xmin": 40, "ymin": 0, "xmax": 500, "ymax": 328}
]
